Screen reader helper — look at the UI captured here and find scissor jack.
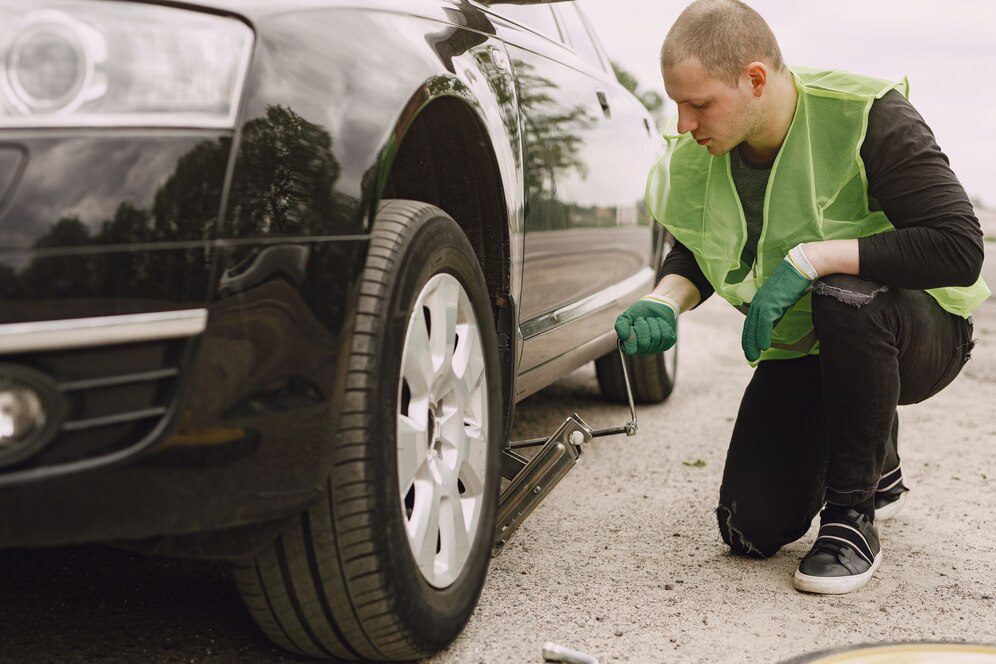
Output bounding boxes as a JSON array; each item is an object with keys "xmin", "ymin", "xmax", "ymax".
[{"xmin": 492, "ymin": 340, "xmax": 639, "ymax": 556}]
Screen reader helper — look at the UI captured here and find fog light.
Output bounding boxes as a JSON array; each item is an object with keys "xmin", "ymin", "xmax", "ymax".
[
  {"xmin": 0, "ymin": 364, "xmax": 65, "ymax": 468},
  {"xmin": 0, "ymin": 385, "xmax": 45, "ymax": 442}
]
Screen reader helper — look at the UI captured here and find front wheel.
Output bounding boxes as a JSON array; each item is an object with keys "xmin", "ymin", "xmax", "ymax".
[{"xmin": 233, "ymin": 200, "xmax": 503, "ymax": 661}]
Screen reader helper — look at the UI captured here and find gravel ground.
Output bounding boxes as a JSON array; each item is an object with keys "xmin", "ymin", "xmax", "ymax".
[
  {"xmin": 0, "ymin": 255, "xmax": 993, "ymax": 662},
  {"xmin": 431, "ymin": 251, "xmax": 996, "ymax": 664}
]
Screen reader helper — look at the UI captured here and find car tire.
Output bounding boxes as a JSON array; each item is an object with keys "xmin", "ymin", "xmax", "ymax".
[
  {"xmin": 232, "ymin": 200, "xmax": 503, "ymax": 661},
  {"xmin": 594, "ymin": 335, "xmax": 678, "ymax": 405}
]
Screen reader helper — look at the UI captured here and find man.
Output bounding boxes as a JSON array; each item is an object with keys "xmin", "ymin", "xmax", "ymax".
[{"xmin": 615, "ymin": 0, "xmax": 989, "ymax": 594}]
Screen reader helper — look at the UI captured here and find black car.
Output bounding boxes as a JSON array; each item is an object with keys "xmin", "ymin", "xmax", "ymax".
[{"xmin": 0, "ymin": 0, "xmax": 676, "ymax": 659}]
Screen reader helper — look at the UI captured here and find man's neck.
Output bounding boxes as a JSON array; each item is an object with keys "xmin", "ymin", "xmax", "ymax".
[{"xmin": 739, "ymin": 73, "xmax": 798, "ymax": 164}]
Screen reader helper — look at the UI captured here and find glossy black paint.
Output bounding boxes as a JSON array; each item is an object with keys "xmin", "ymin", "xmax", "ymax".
[
  {"xmin": 0, "ymin": 249, "xmax": 210, "ymax": 323},
  {"xmin": 0, "ymin": 0, "xmax": 663, "ymax": 550},
  {"xmin": 0, "ymin": 133, "xmax": 229, "ymax": 250}
]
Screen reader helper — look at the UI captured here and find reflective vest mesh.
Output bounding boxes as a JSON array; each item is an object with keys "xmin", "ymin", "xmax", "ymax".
[{"xmin": 646, "ymin": 67, "xmax": 990, "ymax": 363}]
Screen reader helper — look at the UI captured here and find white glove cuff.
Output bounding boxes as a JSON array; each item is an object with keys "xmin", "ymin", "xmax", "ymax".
[
  {"xmin": 786, "ymin": 244, "xmax": 819, "ymax": 280},
  {"xmin": 640, "ymin": 294, "xmax": 680, "ymax": 316}
]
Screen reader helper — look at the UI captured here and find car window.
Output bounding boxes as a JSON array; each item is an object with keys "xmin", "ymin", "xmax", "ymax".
[
  {"xmin": 492, "ymin": 5, "xmax": 562, "ymax": 42},
  {"xmin": 556, "ymin": 5, "xmax": 605, "ymax": 71}
]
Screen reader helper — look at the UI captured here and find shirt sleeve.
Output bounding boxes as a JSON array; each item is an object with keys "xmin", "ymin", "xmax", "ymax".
[
  {"xmin": 659, "ymin": 237, "xmax": 714, "ymax": 308},
  {"xmin": 857, "ymin": 89, "xmax": 984, "ymax": 289}
]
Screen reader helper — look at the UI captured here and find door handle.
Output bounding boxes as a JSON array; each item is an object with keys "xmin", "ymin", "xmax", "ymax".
[{"xmin": 596, "ymin": 90, "xmax": 611, "ymax": 118}]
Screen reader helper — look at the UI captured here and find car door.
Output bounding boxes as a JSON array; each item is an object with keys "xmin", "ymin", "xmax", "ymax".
[
  {"xmin": 489, "ymin": 2, "xmax": 648, "ymax": 372},
  {"xmin": 559, "ymin": 2, "xmax": 663, "ymax": 270},
  {"xmin": 553, "ymin": 2, "xmax": 663, "ymax": 304}
]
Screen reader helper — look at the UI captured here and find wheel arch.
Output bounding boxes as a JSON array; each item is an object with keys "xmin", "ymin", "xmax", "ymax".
[{"xmin": 372, "ymin": 78, "xmax": 518, "ymax": 441}]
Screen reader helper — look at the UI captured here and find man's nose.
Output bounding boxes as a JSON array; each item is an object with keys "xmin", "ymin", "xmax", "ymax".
[{"xmin": 676, "ymin": 108, "xmax": 698, "ymax": 135}]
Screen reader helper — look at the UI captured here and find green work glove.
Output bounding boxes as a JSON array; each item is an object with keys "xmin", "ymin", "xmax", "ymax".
[
  {"xmin": 614, "ymin": 295, "xmax": 678, "ymax": 355},
  {"xmin": 741, "ymin": 251, "xmax": 816, "ymax": 362}
]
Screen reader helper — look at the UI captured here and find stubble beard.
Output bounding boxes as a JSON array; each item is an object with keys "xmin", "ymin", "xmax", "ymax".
[
  {"xmin": 714, "ymin": 95, "xmax": 765, "ymax": 157},
  {"xmin": 740, "ymin": 98, "xmax": 767, "ymax": 148}
]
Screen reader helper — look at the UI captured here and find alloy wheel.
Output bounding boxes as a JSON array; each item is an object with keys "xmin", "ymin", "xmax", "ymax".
[{"xmin": 396, "ymin": 273, "xmax": 489, "ymax": 588}]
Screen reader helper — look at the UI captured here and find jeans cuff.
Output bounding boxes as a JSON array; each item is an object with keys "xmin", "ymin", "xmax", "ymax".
[{"xmin": 825, "ymin": 484, "xmax": 877, "ymax": 506}]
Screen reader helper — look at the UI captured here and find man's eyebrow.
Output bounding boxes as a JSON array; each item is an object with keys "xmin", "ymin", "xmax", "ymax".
[{"xmin": 671, "ymin": 96, "xmax": 710, "ymax": 104}]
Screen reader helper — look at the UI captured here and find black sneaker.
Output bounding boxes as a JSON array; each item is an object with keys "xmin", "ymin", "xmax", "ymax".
[
  {"xmin": 875, "ymin": 463, "xmax": 909, "ymax": 521},
  {"xmin": 794, "ymin": 507, "xmax": 882, "ymax": 594}
]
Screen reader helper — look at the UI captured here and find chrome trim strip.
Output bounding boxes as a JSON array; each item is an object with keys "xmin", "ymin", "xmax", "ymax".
[
  {"xmin": 0, "ymin": 309, "xmax": 208, "ymax": 354},
  {"xmin": 515, "ymin": 329, "xmax": 617, "ymax": 402},
  {"xmin": 60, "ymin": 406, "xmax": 168, "ymax": 433},
  {"xmin": 0, "ymin": 234, "xmax": 372, "ymax": 259},
  {"xmin": 0, "ymin": 116, "xmax": 240, "ymax": 130},
  {"xmin": 57, "ymin": 367, "xmax": 180, "ymax": 392},
  {"xmin": 519, "ymin": 267, "xmax": 655, "ymax": 339}
]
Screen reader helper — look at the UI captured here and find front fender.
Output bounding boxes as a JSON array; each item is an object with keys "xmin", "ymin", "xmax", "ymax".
[{"xmin": 227, "ymin": 3, "xmax": 521, "ymax": 239}]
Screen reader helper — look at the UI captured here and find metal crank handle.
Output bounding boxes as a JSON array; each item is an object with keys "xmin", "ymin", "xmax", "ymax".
[
  {"xmin": 589, "ymin": 339, "xmax": 638, "ymax": 439},
  {"xmin": 507, "ymin": 340, "xmax": 638, "ymax": 450}
]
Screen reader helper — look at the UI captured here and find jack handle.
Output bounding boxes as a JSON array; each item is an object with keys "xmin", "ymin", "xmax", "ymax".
[{"xmin": 509, "ymin": 339, "xmax": 638, "ymax": 450}]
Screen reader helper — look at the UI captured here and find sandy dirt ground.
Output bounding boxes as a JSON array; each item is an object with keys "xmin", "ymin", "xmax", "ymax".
[
  {"xmin": 431, "ymin": 248, "xmax": 996, "ymax": 663},
  {"xmin": 0, "ymin": 255, "xmax": 991, "ymax": 663}
]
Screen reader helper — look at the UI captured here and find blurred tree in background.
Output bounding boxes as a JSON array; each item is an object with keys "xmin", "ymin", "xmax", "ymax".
[{"xmin": 612, "ymin": 62, "xmax": 667, "ymax": 131}]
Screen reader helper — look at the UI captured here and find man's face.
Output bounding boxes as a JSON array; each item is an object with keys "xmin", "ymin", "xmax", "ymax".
[{"xmin": 663, "ymin": 57, "xmax": 759, "ymax": 156}]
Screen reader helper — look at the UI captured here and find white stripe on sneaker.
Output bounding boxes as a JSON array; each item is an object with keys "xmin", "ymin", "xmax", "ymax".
[
  {"xmin": 880, "ymin": 463, "xmax": 901, "ymax": 477},
  {"xmin": 817, "ymin": 522, "xmax": 875, "ymax": 563},
  {"xmin": 877, "ymin": 464, "xmax": 902, "ymax": 491},
  {"xmin": 877, "ymin": 476, "xmax": 903, "ymax": 492},
  {"xmin": 814, "ymin": 535, "xmax": 874, "ymax": 566}
]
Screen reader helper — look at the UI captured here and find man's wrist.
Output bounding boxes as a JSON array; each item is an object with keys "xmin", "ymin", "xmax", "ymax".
[
  {"xmin": 795, "ymin": 240, "xmax": 861, "ymax": 277},
  {"xmin": 640, "ymin": 293, "xmax": 680, "ymax": 316},
  {"xmin": 786, "ymin": 243, "xmax": 820, "ymax": 280}
]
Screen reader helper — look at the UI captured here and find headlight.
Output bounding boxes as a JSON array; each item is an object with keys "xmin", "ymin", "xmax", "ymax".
[{"xmin": 0, "ymin": 1, "xmax": 253, "ymax": 128}]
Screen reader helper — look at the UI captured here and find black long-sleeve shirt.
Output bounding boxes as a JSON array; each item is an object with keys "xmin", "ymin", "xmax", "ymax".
[{"xmin": 659, "ymin": 89, "xmax": 985, "ymax": 305}]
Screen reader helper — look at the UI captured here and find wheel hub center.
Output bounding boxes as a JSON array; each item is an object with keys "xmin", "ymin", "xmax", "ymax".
[{"xmin": 427, "ymin": 404, "xmax": 442, "ymax": 459}]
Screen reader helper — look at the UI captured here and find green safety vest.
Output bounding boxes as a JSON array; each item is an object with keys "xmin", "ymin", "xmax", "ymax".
[{"xmin": 646, "ymin": 67, "xmax": 990, "ymax": 363}]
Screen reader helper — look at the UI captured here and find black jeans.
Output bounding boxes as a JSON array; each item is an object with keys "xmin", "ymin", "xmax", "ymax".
[{"xmin": 717, "ymin": 275, "xmax": 976, "ymax": 557}]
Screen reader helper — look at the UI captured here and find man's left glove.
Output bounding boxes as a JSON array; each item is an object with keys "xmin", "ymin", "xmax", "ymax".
[{"xmin": 741, "ymin": 246, "xmax": 818, "ymax": 362}]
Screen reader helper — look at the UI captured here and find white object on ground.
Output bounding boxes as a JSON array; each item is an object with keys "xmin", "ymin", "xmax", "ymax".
[{"xmin": 543, "ymin": 641, "xmax": 600, "ymax": 664}]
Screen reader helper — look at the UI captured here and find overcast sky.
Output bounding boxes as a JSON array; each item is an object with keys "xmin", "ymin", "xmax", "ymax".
[{"xmin": 578, "ymin": 0, "xmax": 996, "ymax": 207}]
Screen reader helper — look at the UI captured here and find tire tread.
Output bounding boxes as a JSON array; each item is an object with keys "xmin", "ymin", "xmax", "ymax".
[{"xmin": 233, "ymin": 200, "xmax": 487, "ymax": 661}]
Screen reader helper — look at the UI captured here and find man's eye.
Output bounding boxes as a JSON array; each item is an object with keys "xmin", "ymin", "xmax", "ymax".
[{"xmin": 693, "ymin": 103, "xmax": 709, "ymax": 110}]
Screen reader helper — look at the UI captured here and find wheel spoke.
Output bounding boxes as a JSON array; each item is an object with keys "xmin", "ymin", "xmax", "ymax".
[
  {"xmin": 427, "ymin": 278, "xmax": 459, "ymax": 390},
  {"xmin": 439, "ymin": 489, "xmax": 471, "ymax": 574},
  {"xmin": 397, "ymin": 414, "xmax": 427, "ymax": 493},
  {"xmin": 403, "ymin": 307, "xmax": 433, "ymax": 397},
  {"xmin": 459, "ymin": 425, "xmax": 487, "ymax": 496},
  {"xmin": 450, "ymin": 320, "xmax": 482, "ymax": 404},
  {"xmin": 408, "ymin": 479, "xmax": 441, "ymax": 574},
  {"xmin": 437, "ymin": 407, "xmax": 465, "ymax": 461}
]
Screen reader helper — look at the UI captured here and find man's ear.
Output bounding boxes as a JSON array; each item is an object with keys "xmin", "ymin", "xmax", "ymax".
[{"xmin": 744, "ymin": 62, "xmax": 768, "ymax": 97}]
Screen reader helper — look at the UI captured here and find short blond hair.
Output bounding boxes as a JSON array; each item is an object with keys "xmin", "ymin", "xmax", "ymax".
[{"xmin": 661, "ymin": 0, "xmax": 786, "ymax": 86}]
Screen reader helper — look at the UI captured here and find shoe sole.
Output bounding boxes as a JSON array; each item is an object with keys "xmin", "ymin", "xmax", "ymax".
[
  {"xmin": 875, "ymin": 490, "xmax": 908, "ymax": 521},
  {"xmin": 793, "ymin": 550, "xmax": 883, "ymax": 595}
]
